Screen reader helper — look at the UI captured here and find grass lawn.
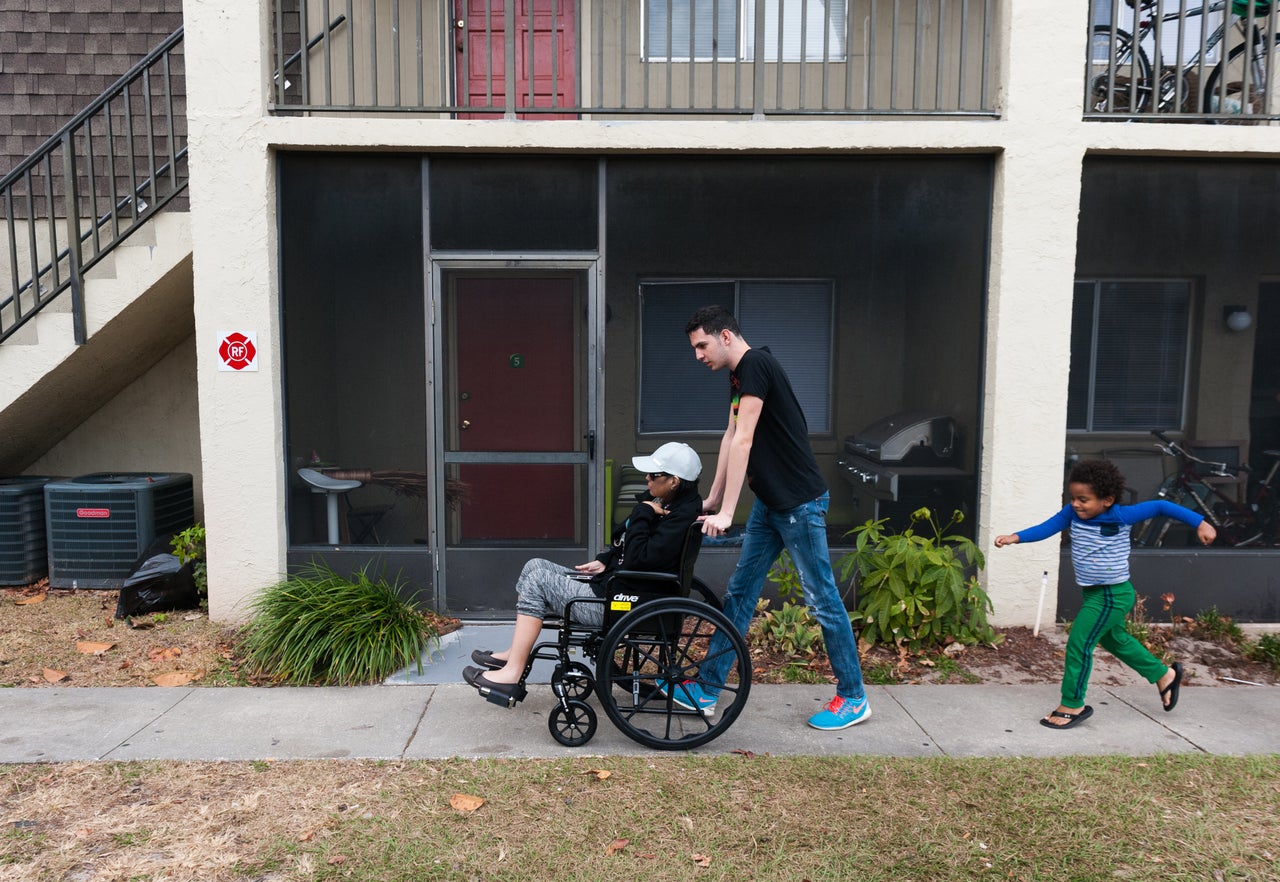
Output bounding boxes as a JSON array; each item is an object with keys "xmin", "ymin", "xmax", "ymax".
[{"xmin": 3, "ymin": 754, "xmax": 1278, "ymax": 881}]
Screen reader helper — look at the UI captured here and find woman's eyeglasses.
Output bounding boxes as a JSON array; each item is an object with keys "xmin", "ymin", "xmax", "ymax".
[{"xmin": 646, "ymin": 472, "xmax": 671, "ymax": 480}]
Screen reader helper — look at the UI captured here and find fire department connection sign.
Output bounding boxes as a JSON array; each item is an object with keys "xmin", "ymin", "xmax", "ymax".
[{"xmin": 217, "ymin": 331, "xmax": 258, "ymax": 372}]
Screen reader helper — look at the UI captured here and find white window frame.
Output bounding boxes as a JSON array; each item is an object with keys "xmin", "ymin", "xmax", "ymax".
[{"xmin": 643, "ymin": 0, "xmax": 849, "ymax": 62}]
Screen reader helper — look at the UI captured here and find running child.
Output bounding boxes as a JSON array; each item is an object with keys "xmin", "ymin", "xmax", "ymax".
[{"xmin": 994, "ymin": 459, "xmax": 1216, "ymax": 729}]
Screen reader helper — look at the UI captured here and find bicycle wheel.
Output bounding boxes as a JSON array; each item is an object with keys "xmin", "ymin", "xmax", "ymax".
[
  {"xmin": 596, "ymin": 598, "xmax": 750, "ymax": 751},
  {"xmin": 1088, "ymin": 26, "xmax": 1154, "ymax": 115},
  {"xmin": 1203, "ymin": 30, "xmax": 1280, "ymax": 122}
]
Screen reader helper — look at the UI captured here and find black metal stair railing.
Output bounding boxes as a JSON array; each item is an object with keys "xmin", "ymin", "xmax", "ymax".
[{"xmin": 1, "ymin": 27, "xmax": 188, "ymax": 346}]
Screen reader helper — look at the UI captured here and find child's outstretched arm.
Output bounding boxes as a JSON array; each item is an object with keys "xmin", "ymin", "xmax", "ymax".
[
  {"xmin": 1118, "ymin": 499, "xmax": 1217, "ymax": 547},
  {"xmin": 994, "ymin": 505, "xmax": 1073, "ymax": 549}
]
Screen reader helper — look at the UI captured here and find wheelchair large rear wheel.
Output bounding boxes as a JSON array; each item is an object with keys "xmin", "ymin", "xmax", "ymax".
[{"xmin": 596, "ymin": 598, "xmax": 750, "ymax": 751}]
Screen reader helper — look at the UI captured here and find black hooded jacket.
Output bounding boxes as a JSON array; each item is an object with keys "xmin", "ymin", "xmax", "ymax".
[{"xmin": 588, "ymin": 480, "xmax": 701, "ymax": 596}]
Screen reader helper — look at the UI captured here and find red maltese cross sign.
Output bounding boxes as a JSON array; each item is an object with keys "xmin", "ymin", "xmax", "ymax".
[{"xmin": 217, "ymin": 331, "xmax": 258, "ymax": 372}]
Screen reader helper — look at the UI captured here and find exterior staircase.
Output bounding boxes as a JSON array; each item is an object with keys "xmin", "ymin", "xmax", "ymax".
[
  {"xmin": 0, "ymin": 212, "xmax": 192, "ymax": 474},
  {"xmin": 0, "ymin": 28, "xmax": 189, "ymax": 475}
]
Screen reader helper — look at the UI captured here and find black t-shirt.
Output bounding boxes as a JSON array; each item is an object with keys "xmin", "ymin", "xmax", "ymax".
[{"xmin": 730, "ymin": 347, "xmax": 827, "ymax": 510}]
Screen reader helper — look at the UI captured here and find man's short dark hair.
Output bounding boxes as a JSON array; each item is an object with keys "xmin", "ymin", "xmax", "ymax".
[
  {"xmin": 685, "ymin": 305, "xmax": 740, "ymax": 338},
  {"xmin": 1068, "ymin": 459, "xmax": 1126, "ymax": 502}
]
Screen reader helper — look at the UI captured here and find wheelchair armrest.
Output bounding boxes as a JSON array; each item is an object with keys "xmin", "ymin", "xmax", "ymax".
[{"xmin": 606, "ymin": 569, "xmax": 680, "ymax": 591}]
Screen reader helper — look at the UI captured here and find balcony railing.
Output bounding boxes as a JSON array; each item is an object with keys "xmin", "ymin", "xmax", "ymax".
[
  {"xmin": 1086, "ymin": 0, "xmax": 1280, "ymax": 122},
  {"xmin": 270, "ymin": 0, "xmax": 996, "ymax": 118}
]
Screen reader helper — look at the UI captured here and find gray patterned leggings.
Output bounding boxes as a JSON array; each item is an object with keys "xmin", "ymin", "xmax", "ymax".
[{"xmin": 514, "ymin": 558, "xmax": 605, "ymax": 627}]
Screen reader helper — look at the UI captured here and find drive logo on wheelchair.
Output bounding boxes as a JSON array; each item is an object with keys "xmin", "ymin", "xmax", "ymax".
[{"xmin": 610, "ymin": 593, "xmax": 640, "ymax": 610}]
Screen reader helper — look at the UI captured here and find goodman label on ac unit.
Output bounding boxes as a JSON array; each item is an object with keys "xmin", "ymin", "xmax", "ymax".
[{"xmin": 76, "ymin": 508, "xmax": 110, "ymax": 518}]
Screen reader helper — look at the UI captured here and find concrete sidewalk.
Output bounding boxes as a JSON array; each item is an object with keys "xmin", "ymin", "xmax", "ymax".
[{"xmin": 3, "ymin": 624, "xmax": 1277, "ymax": 762}]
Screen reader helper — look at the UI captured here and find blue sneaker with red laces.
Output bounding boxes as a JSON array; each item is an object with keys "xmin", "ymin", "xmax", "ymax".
[
  {"xmin": 807, "ymin": 695, "xmax": 871, "ymax": 730},
  {"xmin": 656, "ymin": 679, "xmax": 717, "ymax": 716}
]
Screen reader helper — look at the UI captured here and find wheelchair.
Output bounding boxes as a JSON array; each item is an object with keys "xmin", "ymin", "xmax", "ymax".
[{"xmin": 473, "ymin": 522, "xmax": 752, "ymax": 750}]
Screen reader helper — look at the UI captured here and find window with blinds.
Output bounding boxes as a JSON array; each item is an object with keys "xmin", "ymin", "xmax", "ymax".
[
  {"xmin": 1067, "ymin": 279, "xmax": 1192, "ymax": 432},
  {"xmin": 644, "ymin": 0, "xmax": 848, "ymax": 62},
  {"xmin": 744, "ymin": 0, "xmax": 848, "ymax": 62},
  {"xmin": 639, "ymin": 279, "xmax": 834, "ymax": 434},
  {"xmin": 645, "ymin": 0, "xmax": 741, "ymax": 61}
]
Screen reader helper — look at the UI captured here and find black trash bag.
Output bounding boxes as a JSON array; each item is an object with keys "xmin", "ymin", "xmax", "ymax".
[{"xmin": 115, "ymin": 534, "xmax": 200, "ymax": 618}]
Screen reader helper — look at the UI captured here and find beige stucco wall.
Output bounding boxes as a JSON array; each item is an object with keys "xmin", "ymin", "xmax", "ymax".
[
  {"xmin": 26, "ymin": 335, "xmax": 204, "ymax": 516},
  {"xmin": 184, "ymin": 1, "xmax": 286, "ymax": 621},
  {"xmin": 181, "ymin": 0, "xmax": 1280, "ymax": 623}
]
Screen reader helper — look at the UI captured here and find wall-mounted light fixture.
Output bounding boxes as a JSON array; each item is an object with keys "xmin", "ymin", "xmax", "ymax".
[{"xmin": 1223, "ymin": 305, "xmax": 1253, "ymax": 333}]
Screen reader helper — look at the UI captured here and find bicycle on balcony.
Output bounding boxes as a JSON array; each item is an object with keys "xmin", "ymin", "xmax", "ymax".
[
  {"xmin": 1088, "ymin": 0, "xmax": 1280, "ymax": 121},
  {"xmin": 1131, "ymin": 429, "xmax": 1280, "ymax": 547}
]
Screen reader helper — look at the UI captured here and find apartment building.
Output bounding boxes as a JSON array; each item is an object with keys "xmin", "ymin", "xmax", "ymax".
[{"xmin": 3, "ymin": 1, "xmax": 1278, "ymax": 624}]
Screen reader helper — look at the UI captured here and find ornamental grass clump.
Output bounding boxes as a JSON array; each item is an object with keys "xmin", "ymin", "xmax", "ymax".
[{"xmin": 242, "ymin": 563, "xmax": 437, "ymax": 685}]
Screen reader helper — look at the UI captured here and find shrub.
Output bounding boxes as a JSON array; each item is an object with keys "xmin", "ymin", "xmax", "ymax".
[
  {"xmin": 748, "ymin": 552, "xmax": 824, "ymax": 659},
  {"xmin": 838, "ymin": 508, "xmax": 998, "ymax": 650},
  {"xmin": 241, "ymin": 562, "xmax": 437, "ymax": 685},
  {"xmin": 171, "ymin": 524, "xmax": 208, "ymax": 598},
  {"xmin": 1195, "ymin": 606, "xmax": 1246, "ymax": 645},
  {"xmin": 1245, "ymin": 632, "xmax": 1280, "ymax": 673}
]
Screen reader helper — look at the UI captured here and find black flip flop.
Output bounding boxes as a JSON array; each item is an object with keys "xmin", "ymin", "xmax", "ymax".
[
  {"xmin": 1160, "ymin": 661, "xmax": 1183, "ymax": 712},
  {"xmin": 1039, "ymin": 705, "xmax": 1093, "ymax": 730},
  {"xmin": 470, "ymin": 649, "xmax": 504, "ymax": 671}
]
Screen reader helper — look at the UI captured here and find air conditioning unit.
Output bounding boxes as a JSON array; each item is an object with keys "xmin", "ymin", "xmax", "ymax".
[
  {"xmin": 44, "ymin": 473, "xmax": 195, "ymax": 588},
  {"xmin": 0, "ymin": 476, "xmax": 56, "ymax": 586}
]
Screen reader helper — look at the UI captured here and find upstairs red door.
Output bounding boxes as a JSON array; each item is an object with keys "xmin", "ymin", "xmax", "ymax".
[
  {"xmin": 456, "ymin": 0, "xmax": 578, "ymax": 119},
  {"xmin": 448, "ymin": 275, "xmax": 579, "ymax": 541}
]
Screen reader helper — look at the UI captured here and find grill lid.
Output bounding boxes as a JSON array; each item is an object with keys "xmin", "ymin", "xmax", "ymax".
[{"xmin": 844, "ymin": 412, "xmax": 958, "ymax": 465}]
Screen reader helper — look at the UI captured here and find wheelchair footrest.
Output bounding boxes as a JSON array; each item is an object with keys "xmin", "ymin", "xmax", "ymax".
[{"xmin": 477, "ymin": 681, "xmax": 528, "ymax": 708}]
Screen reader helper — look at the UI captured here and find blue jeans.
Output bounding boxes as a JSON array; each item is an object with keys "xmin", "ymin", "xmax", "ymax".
[{"xmin": 700, "ymin": 493, "xmax": 866, "ymax": 702}]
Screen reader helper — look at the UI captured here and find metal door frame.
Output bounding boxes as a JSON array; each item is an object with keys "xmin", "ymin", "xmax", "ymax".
[{"xmin": 426, "ymin": 254, "xmax": 604, "ymax": 610}]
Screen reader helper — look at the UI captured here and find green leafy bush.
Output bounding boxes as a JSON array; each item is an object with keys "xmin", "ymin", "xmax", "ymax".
[
  {"xmin": 757, "ymin": 598, "xmax": 824, "ymax": 656},
  {"xmin": 241, "ymin": 562, "xmax": 437, "ymax": 685},
  {"xmin": 838, "ymin": 508, "xmax": 998, "ymax": 650},
  {"xmin": 748, "ymin": 552, "xmax": 824, "ymax": 659},
  {"xmin": 171, "ymin": 524, "xmax": 208, "ymax": 598}
]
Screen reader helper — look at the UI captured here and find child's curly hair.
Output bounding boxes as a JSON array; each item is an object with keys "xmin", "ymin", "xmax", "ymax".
[{"xmin": 1068, "ymin": 459, "xmax": 1126, "ymax": 502}]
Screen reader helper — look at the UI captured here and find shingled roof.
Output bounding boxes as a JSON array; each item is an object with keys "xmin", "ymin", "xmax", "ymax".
[{"xmin": 0, "ymin": 0, "xmax": 184, "ymax": 177}]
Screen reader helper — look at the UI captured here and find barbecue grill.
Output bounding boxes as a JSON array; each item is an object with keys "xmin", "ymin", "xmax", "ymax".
[{"xmin": 836, "ymin": 411, "xmax": 974, "ymax": 534}]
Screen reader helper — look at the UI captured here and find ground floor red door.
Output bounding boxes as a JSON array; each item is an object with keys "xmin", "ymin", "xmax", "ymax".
[{"xmin": 447, "ymin": 273, "xmax": 580, "ymax": 541}]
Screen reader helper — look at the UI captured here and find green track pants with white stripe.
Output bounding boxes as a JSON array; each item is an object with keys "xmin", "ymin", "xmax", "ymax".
[{"xmin": 1062, "ymin": 580, "xmax": 1169, "ymax": 707}]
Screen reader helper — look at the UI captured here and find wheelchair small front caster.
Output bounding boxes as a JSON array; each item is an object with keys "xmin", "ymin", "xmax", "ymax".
[
  {"xmin": 552, "ymin": 662, "xmax": 595, "ymax": 701},
  {"xmin": 548, "ymin": 699, "xmax": 597, "ymax": 747}
]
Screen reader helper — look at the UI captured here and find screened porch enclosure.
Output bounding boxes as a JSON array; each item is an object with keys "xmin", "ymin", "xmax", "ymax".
[
  {"xmin": 278, "ymin": 153, "xmax": 993, "ymax": 614},
  {"xmin": 1067, "ymin": 158, "xmax": 1280, "ymax": 623}
]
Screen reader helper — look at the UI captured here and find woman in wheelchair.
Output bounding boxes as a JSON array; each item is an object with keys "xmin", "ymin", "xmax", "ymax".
[{"xmin": 462, "ymin": 442, "xmax": 703, "ymax": 702}]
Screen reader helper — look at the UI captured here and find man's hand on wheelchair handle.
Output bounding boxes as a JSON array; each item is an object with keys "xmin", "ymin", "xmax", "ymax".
[{"xmin": 700, "ymin": 511, "xmax": 733, "ymax": 536}]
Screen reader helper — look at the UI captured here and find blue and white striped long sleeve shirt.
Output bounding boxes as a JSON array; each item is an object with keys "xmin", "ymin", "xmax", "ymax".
[{"xmin": 1013, "ymin": 501, "xmax": 1205, "ymax": 586}]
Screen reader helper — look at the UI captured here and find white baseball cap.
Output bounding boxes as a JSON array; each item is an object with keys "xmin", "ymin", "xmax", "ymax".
[{"xmin": 632, "ymin": 442, "xmax": 702, "ymax": 481}]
